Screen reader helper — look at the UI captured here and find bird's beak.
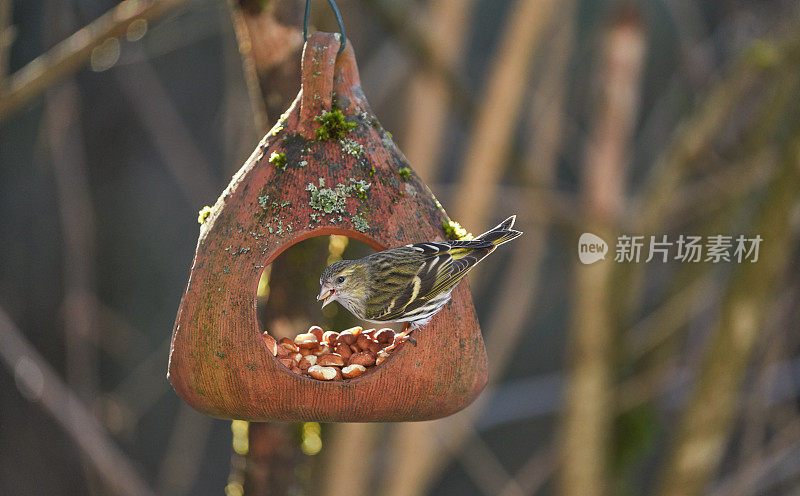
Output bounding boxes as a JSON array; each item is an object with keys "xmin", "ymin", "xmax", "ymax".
[{"xmin": 317, "ymin": 285, "xmax": 336, "ymax": 308}]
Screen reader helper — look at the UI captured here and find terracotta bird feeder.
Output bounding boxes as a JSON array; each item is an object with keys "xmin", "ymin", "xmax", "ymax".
[{"xmin": 168, "ymin": 32, "xmax": 488, "ymax": 422}]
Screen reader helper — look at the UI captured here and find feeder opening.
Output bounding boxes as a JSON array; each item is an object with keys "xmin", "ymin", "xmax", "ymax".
[{"xmin": 256, "ymin": 234, "xmax": 410, "ymax": 381}]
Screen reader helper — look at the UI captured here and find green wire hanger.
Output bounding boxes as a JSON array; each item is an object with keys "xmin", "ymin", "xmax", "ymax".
[{"xmin": 303, "ymin": 0, "xmax": 347, "ymax": 54}]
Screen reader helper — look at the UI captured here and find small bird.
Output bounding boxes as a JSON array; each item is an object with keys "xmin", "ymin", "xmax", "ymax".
[{"xmin": 317, "ymin": 215, "xmax": 522, "ymax": 332}]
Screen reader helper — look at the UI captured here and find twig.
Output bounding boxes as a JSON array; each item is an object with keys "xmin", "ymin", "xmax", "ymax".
[
  {"xmin": 726, "ymin": 287, "xmax": 797, "ymax": 491},
  {"xmin": 709, "ymin": 421, "xmax": 800, "ymax": 496},
  {"xmin": 217, "ymin": 4, "xmax": 305, "ymax": 494},
  {"xmin": 655, "ymin": 96, "xmax": 800, "ymax": 496},
  {"xmin": 451, "ymin": 0, "xmax": 558, "ymax": 230},
  {"xmin": 458, "ymin": 432, "xmax": 527, "ymax": 496},
  {"xmin": 0, "ymin": 0, "xmax": 187, "ymax": 121},
  {"xmin": 45, "ymin": 80, "xmax": 100, "ymax": 404},
  {"xmin": 219, "ymin": 6, "xmax": 265, "ymax": 174},
  {"xmin": 560, "ymin": 9, "xmax": 646, "ymax": 496},
  {"xmin": 114, "ymin": 54, "xmax": 220, "ymax": 206},
  {"xmin": 667, "ymin": 149, "xmax": 774, "ymax": 230},
  {"xmin": 110, "ymin": 336, "xmax": 172, "ymax": 422},
  {"xmin": 615, "ymin": 30, "xmax": 800, "ymax": 319},
  {"xmin": 156, "ymin": 405, "xmax": 214, "ymax": 496},
  {"xmin": 0, "ymin": 307, "xmax": 157, "ymax": 496},
  {"xmin": 226, "ymin": 0, "xmax": 304, "ymax": 128},
  {"xmin": 522, "ymin": 7, "xmax": 575, "ymax": 187},
  {"xmin": 245, "ymin": 423, "xmax": 301, "ymax": 495},
  {"xmin": 0, "ymin": 0, "xmax": 12, "ymax": 92},
  {"xmin": 224, "ymin": 0, "xmax": 270, "ymax": 130},
  {"xmin": 362, "ymin": 0, "xmax": 474, "ymax": 119},
  {"xmin": 501, "ymin": 447, "xmax": 557, "ymax": 496},
  {"xmin": 625, "ymin": 277, "xmax": 712, "ymax": 360},
  {"xmin": 319, "ymin": 423, "xmax": 380, "ymax": 496},
  {"xmin": 400, "ymin": 0, "xmax": 472, "ymax": 181}
]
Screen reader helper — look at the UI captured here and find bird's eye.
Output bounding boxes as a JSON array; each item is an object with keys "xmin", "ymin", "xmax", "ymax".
[{"xmin": 337, "ymin": 276, "xmax": 345, "ymax": 283}]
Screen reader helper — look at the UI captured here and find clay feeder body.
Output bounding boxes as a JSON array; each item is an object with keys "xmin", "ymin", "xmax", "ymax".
[{"xmin": 168, "ymin": 33, "xmax": 488, "ymax": 422}]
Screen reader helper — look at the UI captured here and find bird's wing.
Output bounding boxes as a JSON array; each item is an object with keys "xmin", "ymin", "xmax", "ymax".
[{"xmin": 366, "ymin": 241, "xmax": 494, "ymax": 321}]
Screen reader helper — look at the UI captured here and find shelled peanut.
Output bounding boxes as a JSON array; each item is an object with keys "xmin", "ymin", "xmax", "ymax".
[{"xmin": 261, "ymin": 326, "xmax": 409, "ymax": 381}]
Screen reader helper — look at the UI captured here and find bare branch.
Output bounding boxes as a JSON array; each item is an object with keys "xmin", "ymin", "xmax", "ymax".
[
  {"xmin": 0, "ymin": 0, "xmax": 187, "ymax": 121},
  {"xmin": 156, "ymin": 405, "xmax": 214, "ymax": 496},
  {"xmin": 400, "ymin": 0, "xmax": 472, "ymax": 181},
  {"xmin": 319, "ymin": 424, "xmax": 381, "ymax": 496},
  {"xmin": 0, "ymin": 0, "xmax": 13, "ymax": 91},
  {"xmin": 452, "ymin": 0, "xmax": 558, "ymax": 230},
  {"xmin": 656, "ymin": 95, "xmax": 800, "ymax": 496},
  {"xmin": 0, "ymin": 307, "xmax": 157, "ymax": 496},
  {"xmin": 559, "ymin": 10, "xmax": 646, "ymax": 496},
  {"xmin": 114, "ymin": 56, "xmax": 220, "ymax": 206}
]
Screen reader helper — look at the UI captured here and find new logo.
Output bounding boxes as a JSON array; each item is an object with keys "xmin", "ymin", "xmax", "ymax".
[{"xmin": 578, "ymin": 232, "xmax": 608, "ymax": 264}]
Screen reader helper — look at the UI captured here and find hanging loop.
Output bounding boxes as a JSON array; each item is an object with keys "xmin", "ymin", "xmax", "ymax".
[{"xmin": 303, "ymin": 0, "xmax": 347, "ymax": 54}]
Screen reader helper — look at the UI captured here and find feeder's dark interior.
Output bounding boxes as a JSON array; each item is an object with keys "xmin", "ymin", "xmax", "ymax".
[{"xmin": 256, "ymin": 235, "xmax": 404, "ymax": 341}]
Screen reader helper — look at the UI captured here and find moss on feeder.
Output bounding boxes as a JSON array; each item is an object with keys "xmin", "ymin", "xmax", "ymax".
[
  {"xmin": 198, "ymin": 206, "xmax": 213, "ymax": 224},
  {"xmin": 314, "ymin": 109, "xmax": 357, "ymax": 140},
  {"xmin": 269, "ymin": 152, "xmax": 287, "ymax": 170},
  {"xmin": 443, "ymin": 219, "xmax": 474, "ymax": 240},
  {"xmin": 398, "ymin": 167, "xmax": 412, "ymax": 181}
]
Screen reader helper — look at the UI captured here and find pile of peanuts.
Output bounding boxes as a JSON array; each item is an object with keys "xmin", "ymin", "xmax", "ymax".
[{"xmin": 261, "ymin": 326, "xmax": 409, "ymax": 381}]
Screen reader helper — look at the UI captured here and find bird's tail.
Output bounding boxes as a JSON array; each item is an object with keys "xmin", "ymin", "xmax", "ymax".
[{"xmin": 475, "ymin": 215, "xmax": 523, "ymax": 246}]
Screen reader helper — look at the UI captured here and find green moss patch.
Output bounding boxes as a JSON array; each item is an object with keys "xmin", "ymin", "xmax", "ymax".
[
  {"xmin": 269, "ymin": 151, "xmax": 287, "ymax": 170},
  {"xmin": 443, "ymin": 219, "xmax": 474, "ymax": 240},
  {"xmin": 198, "ymin": 206, "xmax": 213, "ymax": 224},
  {"xmin": 314, "ymin": 109, "xmax": 357, "ymax": 140}
]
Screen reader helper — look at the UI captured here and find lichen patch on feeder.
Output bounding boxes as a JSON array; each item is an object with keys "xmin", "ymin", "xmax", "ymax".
[
  {"xmin": 306, "ymin": 179, "xmax": 347, "ymax": 214},
  {"xmin": 349, "ymin": 178, "xmax": 370, "ymax": 199},
  {"xmin": 351, "ymin": 215, "xmax": 370, "ymax": 232},
  {"xmin": 340, "ymin": 137, "xmax": 364, "ymax": 156},
  {"xmin": 305, "ymin": 177, "xmax": 371, "ymax": 215},
  {"xmin": 264, "ymin": 219, "xmax": 293, "ymax": 237},
  {"xmin": 225, "ymin": 246, "xmax": 252, "ymax": 257}
]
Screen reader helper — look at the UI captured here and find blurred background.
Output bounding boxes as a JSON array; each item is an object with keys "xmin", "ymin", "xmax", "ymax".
[{"xmin": 2, "ymin": 0, "xmax": 800, "ymax": 495}]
